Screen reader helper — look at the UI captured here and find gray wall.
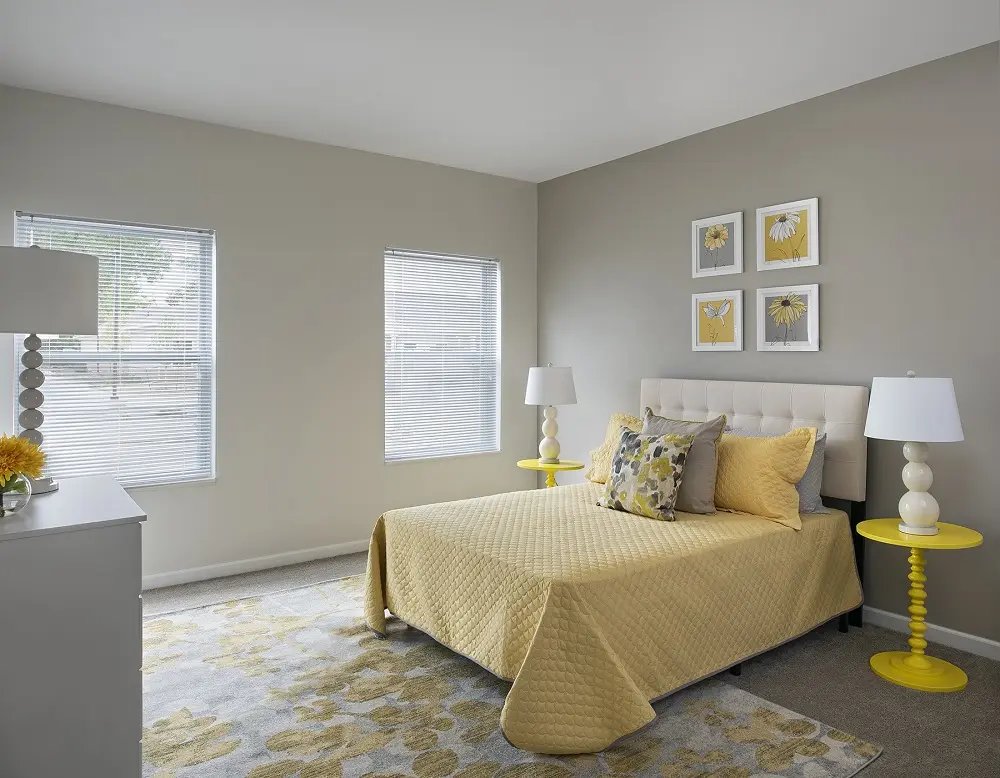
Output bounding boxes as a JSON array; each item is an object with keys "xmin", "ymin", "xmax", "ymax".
[
  {"xmin": 538, "ymin": 45, "xmax": 999, "ymax": 641},
  {"xmin": 0, "ymin": 87, "xmax": 539, "ymax": 582}
]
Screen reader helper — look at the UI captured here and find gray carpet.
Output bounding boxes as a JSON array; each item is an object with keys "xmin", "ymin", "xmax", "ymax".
[{"xmin": 143, "ymin": 553, "xmax": 1000, "ymax": 777}]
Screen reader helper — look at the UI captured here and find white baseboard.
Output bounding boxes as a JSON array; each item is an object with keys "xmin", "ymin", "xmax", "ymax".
[
  {"xmin": 142, "ymin": 539, "xmax": 369, "ymax": 590},
  {"xmin": 863, "ymin": 606, "xmax": 1000, "ymax": 662}
]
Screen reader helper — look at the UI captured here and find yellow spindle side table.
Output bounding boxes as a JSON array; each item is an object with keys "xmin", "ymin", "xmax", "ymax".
[
  {"xmin": 856, "ymin": 519, "xmax": 983, "ymax": 692},
  {"xmin": 516, "ymin": 459, "xmax": 584, "ymax": 488}
]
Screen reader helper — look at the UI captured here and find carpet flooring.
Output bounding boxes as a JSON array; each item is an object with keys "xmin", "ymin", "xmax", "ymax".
[{"xmin": 143, "ymin": 554, "xmax": 1000, "ymax": 778}]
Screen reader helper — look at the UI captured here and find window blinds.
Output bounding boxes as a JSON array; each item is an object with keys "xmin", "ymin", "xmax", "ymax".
[
  {"xmin": 14, "ymin": 212, "xmax": 216, "ymax": 488},
  {"xmin": 384, "ymin": 249, "xmax": 500, "ymax": 461}
]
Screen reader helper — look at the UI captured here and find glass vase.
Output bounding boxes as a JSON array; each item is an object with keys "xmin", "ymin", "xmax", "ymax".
[{"xmin": 0, "ymin": 474, "xmax": 32, "ymax": 518}]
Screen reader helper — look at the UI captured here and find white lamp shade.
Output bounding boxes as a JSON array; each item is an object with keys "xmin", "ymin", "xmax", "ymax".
[
  {"xmin": 525, "ymin": 366, "xmax": 577, "ymax": 406},
  {"xmin": 0, "ymin": 246, "xmax": 99, "ymax": 335},
  {"xmin": 865, "ymin": 376, "xmax": 964, "ymax": 442}
]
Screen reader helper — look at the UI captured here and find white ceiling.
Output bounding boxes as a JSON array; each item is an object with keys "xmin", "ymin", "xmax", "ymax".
[{"xmin": 1, "ymin": 1, "xmax": 996, "ymax": 182}]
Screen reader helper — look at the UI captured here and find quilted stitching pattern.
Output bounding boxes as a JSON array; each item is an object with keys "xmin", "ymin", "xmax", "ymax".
[
  {"xmin": 364, "ymin": 483, "xmax": 862, "ymax": 754},
  {"xmin": 715, "ymin": 429, "xmax": 816, "ymax": 530},
  {"xmin": 584, "ymin": 412, "xmax": 642, "ymax": 483},
  {"xmin": 640, "ymin": 378, "xmax": 869, "ymax": 501},
  {"xmin": 729, "ymin": 428, "xmax": 828, "ymax": 513}
]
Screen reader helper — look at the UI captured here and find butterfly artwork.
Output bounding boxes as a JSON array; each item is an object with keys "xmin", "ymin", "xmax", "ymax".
[
  {"xmin": 692, "ymin": 291, "xmax": 742, "ymax": 352},
  {"xmin": 703, "ymin": 300, "xmax": 731, "ymax": 327}
]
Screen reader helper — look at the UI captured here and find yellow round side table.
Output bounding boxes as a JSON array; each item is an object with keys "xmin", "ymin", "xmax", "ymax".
[
  {"xmin": 516, "ymin": 459, "xmax": 584, "ymax": 488},
  {"xmin": 856, "ymin": 519, "xmax": 983, "ymax": 692}
]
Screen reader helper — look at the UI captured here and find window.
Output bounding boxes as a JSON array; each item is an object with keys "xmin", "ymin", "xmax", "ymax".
[
  {"xmin": 14, "ymin": 212, "xmax": 215, "ymax": 487},
  {"xmin": 384, "ymin": 249, "xmax": 500, "ymax": 461}
]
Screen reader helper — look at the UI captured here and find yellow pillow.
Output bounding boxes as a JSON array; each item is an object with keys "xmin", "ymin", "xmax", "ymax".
[
  {"xmin": 584, "ymin": 412, "xmax": 642, "ymax": 483},
  {"xmin": 714, "ymin": 427, "xmax": 816, "ymax": 530}
]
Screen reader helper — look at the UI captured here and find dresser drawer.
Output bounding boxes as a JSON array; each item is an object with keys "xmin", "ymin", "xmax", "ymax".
[{"xmin": 0, "ymin": 521, "xmax": 142, "ymax": 778}]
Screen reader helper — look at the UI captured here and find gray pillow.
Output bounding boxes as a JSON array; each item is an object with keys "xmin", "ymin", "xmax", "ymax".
[
  {"xmin": 725, "ymin": 428, "xmax": 828, "ymax": 513},
  {"xmin": 641, "ymin": 409, "xmax": 726, "ymax": 514}
]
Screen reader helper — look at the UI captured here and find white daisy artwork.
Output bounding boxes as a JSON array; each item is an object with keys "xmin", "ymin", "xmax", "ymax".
[
  {"xmin": 756, "ymin": 198, "xmax": 819, "ymax": 271},
  {"xmin": 692, "ymin": 290, "xmax": 743, "ymax": 351}
]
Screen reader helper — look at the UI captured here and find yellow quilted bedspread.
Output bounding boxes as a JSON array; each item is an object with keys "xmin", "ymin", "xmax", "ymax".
[{"xmin": 364, "ymin": 483, "xmax": 862, "ymax": 754}]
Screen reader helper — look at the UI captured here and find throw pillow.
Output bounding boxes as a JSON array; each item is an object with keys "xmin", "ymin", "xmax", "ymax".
[
  {"xmin": 726, "ymin": 428, "xmax": 828, "ymax": 512},
  {"xmin": 714, "ymin": 427, "xmax": 816, "ymax": 530},
  {"xmin": 642, "ymin": 409, "xmax": 726, "ymax": 514},
  {"xmin": 585, "ymin": 412, "xmax": 643, "ymax": 483},
  {"xmin": 597, "ymin": 427, "xmax": 695, "ymax": 521}
]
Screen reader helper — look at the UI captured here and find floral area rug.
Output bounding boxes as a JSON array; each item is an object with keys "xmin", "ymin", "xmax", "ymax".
[{"xmin": 143, "ymin": 576, "xmax": 880, "ymax": 778}]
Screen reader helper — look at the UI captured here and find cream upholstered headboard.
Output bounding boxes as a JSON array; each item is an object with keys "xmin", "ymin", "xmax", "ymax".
[{"xmin": 640, "ymin": 378, "xmax": 869, "ymax": 502}]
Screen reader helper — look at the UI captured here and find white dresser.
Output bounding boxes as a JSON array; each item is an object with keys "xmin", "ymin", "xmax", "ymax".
[{"xmin": 0, "ymin": 476, "xmax": 145, "ymax": 778}]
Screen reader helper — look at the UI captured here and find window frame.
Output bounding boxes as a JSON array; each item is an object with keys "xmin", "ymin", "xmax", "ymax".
[
  {"xmin": 12, "ymin": 211, "xmax": 217, "ymax": 489},
  {"xmin": 383, "ymin": 247, "xmax": 502, "ymax": 464}
]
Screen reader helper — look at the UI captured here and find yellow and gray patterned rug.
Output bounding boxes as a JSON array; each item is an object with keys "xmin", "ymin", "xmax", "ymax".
[{"xmin": 143, "ymin": 576, "xmax": 880, "ymax": 778}]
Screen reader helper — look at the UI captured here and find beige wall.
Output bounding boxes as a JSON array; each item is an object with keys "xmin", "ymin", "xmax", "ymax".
[
  {"xmin": 0, "ymin": 86, "xmax": 538, "ymax": 582},
  {"xmin": 538, "ymin": 45, "xmax": 1000, "ymax": 641}
]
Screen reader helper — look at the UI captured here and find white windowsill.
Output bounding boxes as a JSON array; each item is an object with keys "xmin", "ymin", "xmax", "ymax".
[
  {"xmin": 125, "ymin": 475, "xmax": 217, "ymax": 492},
  {"xmin": 384, "ymin": 449, "xmax": 503, "ymax": 466}
]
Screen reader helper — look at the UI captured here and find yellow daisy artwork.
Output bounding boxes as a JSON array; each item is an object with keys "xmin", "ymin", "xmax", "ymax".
[
  {"xmin": 692, "ymin": 291, "xmax": 742, "ymax": 351},
  {"xmin": 756, "ymin": 198, "xmax": 818, "ymax": 270},
  {"xmin": 756, "ymin": 284, "xmax": 819, "ymax": 352},
  {"xmin": 692, "ymin": 212, "xmax": 743, "ymax": 278}
]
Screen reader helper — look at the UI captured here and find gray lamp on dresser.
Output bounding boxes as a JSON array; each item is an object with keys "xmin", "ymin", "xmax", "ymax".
[{"xmin": 0, "ymin": 245, "xmax": 99, "ymax": 493}]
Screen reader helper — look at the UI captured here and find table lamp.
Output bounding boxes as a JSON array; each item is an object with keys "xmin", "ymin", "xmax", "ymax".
[
  {"xmin": 0, "ymin": 246, "xmax": 99, "ymax": 493},
  {"xmin": 524, "ymin": 364, "xmax": 577, "ymax": 464},
  {"xmin": 864, "ymin": 371, "xmax": 964, "ymax": 536}
]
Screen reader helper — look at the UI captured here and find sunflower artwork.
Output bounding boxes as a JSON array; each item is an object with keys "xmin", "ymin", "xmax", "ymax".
[
  {"xmin": 756, "ymin": 198, "xmax": 819, "ymax": 271},
  {"xmin": 757, "ymin": 284, "xmax": 819, "ymax": 352},
  {"xmin": 768, "ymin": 294, "xmax": 806, "ymax": 344}
]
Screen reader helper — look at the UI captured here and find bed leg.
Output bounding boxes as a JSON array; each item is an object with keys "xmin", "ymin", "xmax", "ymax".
[
  {"xmin": 729, "ymin": 663, "xmax": 742, "ymax": 677},
  {"xmin": 838, "ymin": 613, "xmax": 849, "ymax": 633},
  {"xmin": 849, "ymin": 500, "xmax": 866, "ymax": 629}
]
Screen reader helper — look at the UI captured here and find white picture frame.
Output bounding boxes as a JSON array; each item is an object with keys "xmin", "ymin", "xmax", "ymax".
[
  {"xmin": 692, "ymin": 289, "xmax": 743, "ymax": 352},
  {"xmin": 756, "ymin": 197, "xmax": 819, "ymax": 271},
  {"xmin": 756, "ymin": 283, "xmax": 819, "ymax": 352},
  {"xmin": 691, "ymin": 212, "xmax": 743, "ymax": 278}
]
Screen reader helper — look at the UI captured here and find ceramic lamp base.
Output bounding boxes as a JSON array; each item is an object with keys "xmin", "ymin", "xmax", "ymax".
[
  {"xmin": 538, "ymin": 405, "xmax": 561, "ymax": 464},
  {"xmin": 897, "ymin": 441, "xmax": 939, "ymax": 535},
  {"xmin": 870, "ymin": 651, "xmax": 967, "ymax": 692},
  {"xmin": 898, "ymin": 522, "xmax": 938, "ymax": 535}
]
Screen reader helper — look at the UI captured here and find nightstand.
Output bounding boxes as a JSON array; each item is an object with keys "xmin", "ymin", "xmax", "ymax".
[
  {"xmin": 516, "ymin": 459, "xmax": 584, "ymax": 488},
  {"xmin": 856, "ymin": 518, "xmax": 983, "ymax": 692}
]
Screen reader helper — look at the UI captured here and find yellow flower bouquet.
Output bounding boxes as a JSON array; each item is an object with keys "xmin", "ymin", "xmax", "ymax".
[{"xmin": 0, "ymin": 434, "xmax": 46, "ymax": 517}]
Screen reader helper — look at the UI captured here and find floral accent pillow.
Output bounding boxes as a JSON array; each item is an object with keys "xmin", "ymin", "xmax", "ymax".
[{"xmin": 597, "ymin": 428, "xmax": 695, "ymax": 521}]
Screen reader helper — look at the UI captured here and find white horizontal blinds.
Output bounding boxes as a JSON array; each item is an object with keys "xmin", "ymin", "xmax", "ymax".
[
  {"xmin": 385, "ymin": 249, "xmax": 500, "ymax": 461},
  {"xmin": 14, "ymin": 212, "xmax": 215, "ymax": 487}
]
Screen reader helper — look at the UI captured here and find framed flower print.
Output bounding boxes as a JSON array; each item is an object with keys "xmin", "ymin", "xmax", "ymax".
[
  {"xmin": 692, "ymin": 212, "xmax": 742, "ymax": 278},
  {"xmin": 692, "ymin": 289, "xmax": 743, "ymax": 351},
  {"xmin": 757, "ymin": 284, "xmax": 819, "ymax": 352},
  {"xmin": 756, "ymin": 198, "xmax": 818, "ymax": 271}
]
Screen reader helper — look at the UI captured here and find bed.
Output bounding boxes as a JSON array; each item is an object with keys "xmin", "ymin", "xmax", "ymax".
[{"xmin": 365, "ymin": 379, "xmax": 869, "ymax": 754}]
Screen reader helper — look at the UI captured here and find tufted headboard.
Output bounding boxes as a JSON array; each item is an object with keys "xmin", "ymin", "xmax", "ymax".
[{"xmin": 640, "ymin": 378, "xmax": 869, "ymax": 502}]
